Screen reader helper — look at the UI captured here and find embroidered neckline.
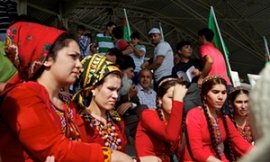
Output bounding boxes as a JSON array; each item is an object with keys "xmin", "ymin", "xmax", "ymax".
[
  {"xmin": 83, "ymin": 112, "xmax": 122, "ymax": 150},
  {"xmin": 50, "ymin": 93, "xmax": 81, "ymax": 141}
]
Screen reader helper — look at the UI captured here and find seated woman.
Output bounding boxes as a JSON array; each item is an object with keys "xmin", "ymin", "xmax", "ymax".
[
  {"xmin": 228, "ymin": 86, "xmax": 253, "ymax": 144},
  {"xmin": 184, "ymin": 75, "xmax": 253, "ymax": 162},
  {"xmin": 0, "ymin": 21, "xmax": 133, "ymax": 162},
  {"xmin": 72, "ymin": 54, "xmax": 127, "ymax": 151},
  {"xmin": 135, "ymin": 77, "xmax": 188, "ymax": 162}
]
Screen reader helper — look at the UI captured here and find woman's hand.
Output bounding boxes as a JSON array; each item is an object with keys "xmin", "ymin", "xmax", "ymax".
[
  {"xmin": 139, "ymin": 156, "xmax": 162, "ymax": 162},
  {"xmin": 111, "ymin": 150, "xmax": 133, "ymax": 162},
  {"xmin": 44, "ymin": 156, "xmax": 55, "ymax": 162},
  {"xmin": 173, "ymin": 83, "xmax": 188, "ymax": 102}
]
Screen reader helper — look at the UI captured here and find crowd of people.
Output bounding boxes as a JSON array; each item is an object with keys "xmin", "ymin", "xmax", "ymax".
[{"xmin": 0, "ymin": 7, "xmax": 260, "ymax": 162}]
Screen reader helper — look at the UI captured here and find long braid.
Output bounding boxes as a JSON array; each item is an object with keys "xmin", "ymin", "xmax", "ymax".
[
  {"xmin": 202, "ymin": 103, "xmax": 222, "ymax": 159},
  {"xmin": 156, "ymin": 106, "xmax": 164, "ymax": 121},
  {"xmin": 222, "ymin": 111, "xmax": 236, "ymax": 162}
]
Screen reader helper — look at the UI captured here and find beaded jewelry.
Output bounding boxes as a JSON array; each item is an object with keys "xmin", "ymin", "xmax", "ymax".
[{"xmin": 83, "ymin": 112, "xmax": 122, "ymax": 150}]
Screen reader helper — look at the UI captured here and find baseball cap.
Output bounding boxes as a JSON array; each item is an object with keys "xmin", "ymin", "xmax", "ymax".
[{"xmin": 148, "ymin": 28, "xmax": 161, "ymax": 35}]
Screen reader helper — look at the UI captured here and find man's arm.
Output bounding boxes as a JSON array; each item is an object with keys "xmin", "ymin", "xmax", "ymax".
[
  {"xmin": 147, "ymin": 55, "xmax": 164, "ymax": 70},
  {"xmin": 198, "ymin": 55, "xmax": 213, "ymax": 86}
]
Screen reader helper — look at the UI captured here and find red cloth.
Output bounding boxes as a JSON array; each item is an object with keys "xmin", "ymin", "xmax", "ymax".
[
  {"xmin": 4, "ymin": 22, "xmax": 65, "ymax": 81},
  {"xmin": 115, "ymin": 39, "xmax": 129, "ymax": 51},
  {"xmin": 83, "ymin": 115, "xmax": 127, "ymax": 152},
  {"xmin": 199, "ymin": 42, "xmax": 232, "ymax": 85},
  {"xmin": 135, "ymin": 101, "xmax": 184, "ymax": 162},
  {"xmin": 0, "ymin": 82, "xmax": 104, "ymax": 162},
  {"xmin": 183, "ymin": 107, "xmax": 252, "ymax": 162}
]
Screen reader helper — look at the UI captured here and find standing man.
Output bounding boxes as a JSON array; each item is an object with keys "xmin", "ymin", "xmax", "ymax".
[
  {"xmin": 96, "ymin": 21, "xmax": 116, "ymax": 55},
  {"xmin": 142, "ymin": 28, "xmax": 174, "ymax": 89},
  {"xmin": 197, "ymin": 28, "xmax": 232, "ymax": 88}
]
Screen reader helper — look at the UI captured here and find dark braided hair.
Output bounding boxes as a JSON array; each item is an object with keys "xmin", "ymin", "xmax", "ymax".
[
  {"xmin": 201, "ymin": 75, "xmax": 234, "ymax": 160},
  {"xmin": 228, "ymin": 87, "xmax": 250, "ymax": 127},
  {"xmin": 156, "ymin": 76, "xmax": 182, "ymax": 121},
  {"xmin": 201, "ymin": 102, "xmax": 222, "ymax": 159},
  {"xmin": 222, "ymin": 111, "xmax": 236, "ymax": 162}
]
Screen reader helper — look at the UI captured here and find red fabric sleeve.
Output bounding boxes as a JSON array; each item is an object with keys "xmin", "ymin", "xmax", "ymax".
[
  {"xmin": 118, "ymin": 39, "xmax": 129, "ymax": 51},
  {"xmin": 225, "ymin": 116, "xmax": 253, "ymax": 155},
  {"xmin": 140, "ymin": 100, "xmax": 183, "ymax": 142},
  {"xmin": 1, "ymin": 84, "xmax": 104, "ymax": 162},
  {"xmin": 185, "ymin": 108, "xmax": 212, "ymax": 161}
]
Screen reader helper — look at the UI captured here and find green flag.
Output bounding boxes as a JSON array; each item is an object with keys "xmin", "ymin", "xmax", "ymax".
[
  {"xmin": 123, "ymin": 8, "xmax": 132, "ymax": 42},
  {"xmin": 208, "ymin": 6, "xmax": 233, "ymax": 85}
]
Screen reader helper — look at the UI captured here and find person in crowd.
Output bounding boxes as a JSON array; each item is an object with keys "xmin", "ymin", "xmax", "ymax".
[
  {"xmin": 135, "ymin": 77, "xmax": 188, "ymax": 162},
  {"xmin": 0, "ymin": 0, "xmax": 17, "ymax": 41},
  {"xmin": 76, "ymin": 25, "xmax": 91, "ymax": 59},
  {"xmin": 112, "ymin": 26, "xmax": 133, "ymax": 55},
  {"xmin": 129, "ymin": 31, "xmax": 146, "ymax": 84},
  {"xmin": 116, "ymin": 55, "xmax": 145, "ymax": 139},
  {"xmin": 0, "ymin": 21, "xmax": 134, "ymax": 162},
  {"xmin": 228, "ymin": 86, "xmax": 253, "ymax": 144},
  {"xmin": 136, "ymin": 68, "xmax": 156, "ymax": 109},
  {"xmin": 172, "ymin": 40, "xmax": 202, "ymax": 113},
  {"xmin": 184, "ymin": 75, "xmax": 252, "ymax": 162},
  {"xmin": 72, "ymin": 54, "xmax": 127, "ymax": 151},
  {"xmin": 141, "ymin": 28, "xmax": 174, "ymax": 90},
  {"xmin": 105, "ymin": 47, "xmax": 122, "ymax": 64},
  {"xmin": 197, "ymin": 28, "xmax": 232, "ymax": 89},
  {"xmin": 96, "ymin": 21, "xmax": 116, "ymax": 55}
]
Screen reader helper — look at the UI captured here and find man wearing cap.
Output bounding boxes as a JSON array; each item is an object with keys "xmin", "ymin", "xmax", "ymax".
[{"xmin": 142, "ymin": 27, "xmax": 174, "ymax": 89}]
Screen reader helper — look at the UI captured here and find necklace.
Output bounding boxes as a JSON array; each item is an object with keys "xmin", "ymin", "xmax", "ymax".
[{"xmin": 82, "ymin": 112, "xmax": 122, "ymax": 150}]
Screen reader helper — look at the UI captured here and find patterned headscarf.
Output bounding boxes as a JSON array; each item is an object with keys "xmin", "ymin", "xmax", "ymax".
[
  {"xmin": 4, "ymin": 21, "xmax": 65, "ymax": 81},
  {"xmin": 73, "ymin": 53, "xmax": 121, "ymax": 108}
]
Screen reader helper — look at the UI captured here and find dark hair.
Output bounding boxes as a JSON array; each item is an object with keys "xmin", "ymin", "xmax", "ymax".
[
  {"xmin": 130, "ymin": 31, "xmax": 140, "ymax": 39},
  {"xmin": 107, "ymin": 48, "xmax": 122, "ymax": 59},
  {"xmin": 31, "ymin": 33, "xmax": 76, "ymax": 80},
  {"xmin": 176, "ymin": 40, "xmax": 192, "ymax": 51},
  {"xmin": 116, "ymin": 55, "xmax": 135, "ymax": 70},
  {"xmin": 156, "ymin": 76, "xmax": 182, "ymax": 121},
  {"xmin": 106, "ymin": 21, "xmax": 116, "ymax": 28},
  {"xmin": 201, "ymin": 76, "xmax": 236, "ymax": 161},
  {"xmin": 77, "ymin": 25, "xmax": 85, "ymax": 31},
  {"xmin": 198, "ymin": 28, "xmax": 214, "ymax": 42},
  {"xmin": 112, "ymin": 26, "xmax": 123, "ymax": 39},
  {"xmin": 228, "ymin": 87, "xmax": 249, "ymax": 124}
]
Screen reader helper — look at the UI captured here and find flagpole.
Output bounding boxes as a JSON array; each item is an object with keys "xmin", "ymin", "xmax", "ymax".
[
  {"xmin": 210, "ymin": 6, "xmax": 234, "ymax": 86},
  {"xmin": 123, "ymin": 8, "xmax": 131, "ymax": 38},
  {"xmin": 263, "ymin": 36, "xmax": 270, "ymax": 61},
  {"xmin": 159, "ymin": 22, "xmax": 164, "ymax": 41}
]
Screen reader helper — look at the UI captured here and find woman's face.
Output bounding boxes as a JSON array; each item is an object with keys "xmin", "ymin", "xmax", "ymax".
[
  {"xmin": 205, "ymin": 84, "xmax": 227, "ymax": 110},
  {"xmin": 92, "ymin": 74, "xmax": 121, "ymax": 111},
  {"xmin": 48, "ymin": 40, "xmax": 82, "ymax": 86},
  {"xmin": 233, "ymin": 93, "xmax": 249, "ymax": 117},
  {"xmin": 160, "ymin": 86, "xmax": 175, "ymax": 114}
]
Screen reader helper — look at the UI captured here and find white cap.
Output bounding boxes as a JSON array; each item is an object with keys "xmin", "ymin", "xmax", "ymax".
[{"xmin": 148, "ymin": 28, "xmax": 161, "ymax": 35}]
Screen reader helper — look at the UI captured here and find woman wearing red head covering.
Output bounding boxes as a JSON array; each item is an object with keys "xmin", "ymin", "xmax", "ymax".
[{"xmin": 0, "ymin": 22, "xmax": 133, "ymax": 162}]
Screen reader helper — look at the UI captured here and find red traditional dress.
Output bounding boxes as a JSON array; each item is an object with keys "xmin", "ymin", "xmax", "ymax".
[{"xmin": 135, "ymin": 100, "xmax": 184, "ymax": 162}]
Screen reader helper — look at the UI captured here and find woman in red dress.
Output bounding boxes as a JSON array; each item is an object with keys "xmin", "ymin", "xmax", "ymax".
[
  {"xmin": 0, "ymin": 21, "xmax": 133, "ymax": 162},
  {"xmin": 72, "ymin": 54, "xmax": 127, "ymax": 152},
  {"xmin": 135, "ymin": 77, "xmax": 188, "ymax": 162},
  {"xmin": 228, "ymin": 87, "xmax": 254, "ymax": 144},
  {"xmin": 184, "ymin": 75, "xmax": 252, "ymax": 162}
]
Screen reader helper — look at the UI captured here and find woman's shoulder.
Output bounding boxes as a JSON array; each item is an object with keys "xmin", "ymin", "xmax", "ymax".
[
  {"xmin": 187, "ymin": 106, "xmax": 203, "ymax": 115},
  {"xmin": 5, "ymin": 81, "xmax": 45, "ymax": 98}
]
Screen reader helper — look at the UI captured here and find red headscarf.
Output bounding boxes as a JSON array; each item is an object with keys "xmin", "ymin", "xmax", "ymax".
[{"xmin": 4, "ymin": 21, "xmax": 65, "ymax": 82}]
